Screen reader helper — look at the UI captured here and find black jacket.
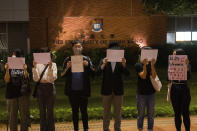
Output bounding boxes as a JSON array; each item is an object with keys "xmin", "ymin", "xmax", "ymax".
[
  {"xmin": 62, "ymin": 56, "xmax": 95, "ymax": 97},
  {"xmin": 97, "ymin": 59, "xmax": 130, "ymax": 95}
]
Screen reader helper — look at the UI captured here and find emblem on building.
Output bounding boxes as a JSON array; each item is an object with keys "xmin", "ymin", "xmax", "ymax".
[{"xmin": 92, "ymin": 18, "xmax": 103, "ymax": 32}]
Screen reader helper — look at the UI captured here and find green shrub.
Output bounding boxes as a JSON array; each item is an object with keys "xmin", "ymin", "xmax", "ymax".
[
  {"xmin": 53, "ymin": 49, "xmax": 73, "ymax": 67},
  {"xmin": 0, "ymin": 50, "xmax": 8, "ymax": 64},
  {"xmin": 0, "ymin": 112, "xmax": 8, "ymax": 123},
  {"xmin": 122, "ymin": 106, "xmax": 138, "ymax": 118},
  {"xmin": 1, "ymin": 106, "xmax": 197, "ymax": 123}
]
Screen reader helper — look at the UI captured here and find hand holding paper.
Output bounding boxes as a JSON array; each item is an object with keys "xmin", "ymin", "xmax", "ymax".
[
  {"xmin": 101, "ymin": 58, "xmax": 108, "ymax": 70},
  {"xmin": 122, "ymin": 58, "xmax": 126, "ymax": 67},
  {"xmin": 5, "ymin": 63, "xmax": 9, "ymax": 71},
  {"xmin": 83, "ymin": 60, "xmax": 89, "ymax": 67},
  {"xmin": 142, "ymin": 59, "xmax": 148, "ymax": 65},
  {"xmin": 67, "ymin": 61, "xmax": 71, "ymax": 68},
  {"xmin": 33, "ymin": 61, "xmax": 37, "ymax": 69},
  {"xmin": 24, "ymin": 64, "xmax": 27, "ymax": 70},
  {"xmin": 185, "ymin": 59, "xmax": 189, "ymax": 66},
  {"xmin": 151, "ymin": 59, "xmax": 156, "ymax": 66},
  {"xmin": 103, "ymin": 58, "xmax": 108, "ymax": 65},
  {"xmin": 49, "ymin": 61, "xmax": 53, "ymax": 69}
]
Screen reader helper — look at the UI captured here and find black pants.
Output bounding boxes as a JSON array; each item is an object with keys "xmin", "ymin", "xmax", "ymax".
[
  {"xmin": 37, "ymin": 83, "xmax": 55, "ymax": 131},
  {"xmin": 171, "ymin": 84, "xmax": 191, "ymax": 131},
  {"xmin": 69, "ymin": 94, "xmax": 89, "ymax": 131}
]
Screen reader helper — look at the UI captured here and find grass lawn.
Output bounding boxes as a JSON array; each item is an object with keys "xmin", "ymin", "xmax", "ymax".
[{"xmin": 0, "ymin": 67, "xmax": 197, "ymax": 122}]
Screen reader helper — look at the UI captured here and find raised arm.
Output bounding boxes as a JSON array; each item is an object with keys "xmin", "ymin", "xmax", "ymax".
[
  {"xmin": 151, "ymin": 59, "xmax": 156, "ymax": 79},
  {"xmin": 186, "ymin": 59, "xmax": 191, "ymax": 80},
  {"xmin": 48, "ymin": 62, "xmax": 58, "ymax": 83},
  {"xmin": 24, "ymin": 64, "xmax": 29, "ymax": 79},
  {"xmin": 4, "ymin": 64, "xmax": 10, "ymax": 83},
  {"xmin": 96, "ymin": 58, "xmax": 107, "ymax": 76},
  {"xmin": 61, "ymin": 57, "xmax": 71, "ymax": 77},
  {"xmin": 32, "ymin": 61, "xmax": 40, "ymax": 82},
  {"xmin": 138, "ymin": 59, "xmax": 148, "ymax": 79}
]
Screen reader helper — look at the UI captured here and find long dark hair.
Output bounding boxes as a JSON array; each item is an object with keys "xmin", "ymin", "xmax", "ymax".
[
  {"xmin": 173, "ymin": 48, "xmax": 186, "ymax": 55},
  {"xmin": 12, "ymin": 49, "xmax": 24, "ymax": 57}
]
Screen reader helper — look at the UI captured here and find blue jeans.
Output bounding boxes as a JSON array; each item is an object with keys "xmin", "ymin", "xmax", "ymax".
[{"xmin": 137, "ymin": 94, "xmax": 155, "ymax": 131}]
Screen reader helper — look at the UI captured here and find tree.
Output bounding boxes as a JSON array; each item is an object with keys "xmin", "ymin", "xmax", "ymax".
[{"xmin": 141, "ymin": 0, "xmax": 197, "ymax": 15}]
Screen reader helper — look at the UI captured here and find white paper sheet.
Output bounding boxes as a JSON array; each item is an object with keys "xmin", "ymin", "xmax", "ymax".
[
  {"xmin": 33, "ymin": 53, "xmax": 51, "ymax": 64},
  {"xmin": 106, "ymin": 49, "xmax": 124, "ymax": 62},
  {"xmin": 8, "ymin": 57, "xmax": 25, "ymax": 69},
  {"xmin": 140, "ymin": 49, "xmax": 158, "ymax": 62},
  {"xmin": 71, "ymin": 55, "xmax": 84, "ymax": 73}
]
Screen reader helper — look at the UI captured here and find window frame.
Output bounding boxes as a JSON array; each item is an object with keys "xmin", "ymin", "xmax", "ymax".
[{"xmin": 167, "ymin": 15, "xmax": 197, "ymax": 44}]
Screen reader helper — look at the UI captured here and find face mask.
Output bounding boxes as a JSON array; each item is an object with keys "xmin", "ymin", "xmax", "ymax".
[{"xmin": 73, "ymin": 47, "xmax": 82, "ymax": 55}]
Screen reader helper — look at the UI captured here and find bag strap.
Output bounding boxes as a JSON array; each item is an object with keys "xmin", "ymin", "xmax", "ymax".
[{"xmin": 37, "ymin": 64, "xmax": 49, "ymax": 84}]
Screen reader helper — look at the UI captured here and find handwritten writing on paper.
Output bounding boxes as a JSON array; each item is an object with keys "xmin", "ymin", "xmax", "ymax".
[
  {"xmin": 168, "ymin": 55, "xmax": 187, "ymax": 80},
  {"xmin": 71, "ymin": 55, "xmax": 84, "ymax": 72}
]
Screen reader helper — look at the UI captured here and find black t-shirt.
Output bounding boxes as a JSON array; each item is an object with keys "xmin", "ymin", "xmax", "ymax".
[
  {"xmin": 135, "ymin": 62, "xmax": 155, "ymax": 95},
  {"xmin": 6, "ymin": 69, "xmax": 24, "ymax": 99}
]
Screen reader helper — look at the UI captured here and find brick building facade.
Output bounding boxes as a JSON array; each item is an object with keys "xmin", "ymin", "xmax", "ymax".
[{"xmin": 29, "ymin": 0, "xmax": 167, "ymax": 50}]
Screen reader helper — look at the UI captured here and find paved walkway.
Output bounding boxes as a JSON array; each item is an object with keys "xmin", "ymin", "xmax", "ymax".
[{"xmin": 1, "ymin": 116, "xmax": 197, "ymax": 131}]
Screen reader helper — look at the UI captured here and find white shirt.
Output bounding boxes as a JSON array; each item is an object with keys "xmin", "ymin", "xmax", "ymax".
[
  {"xmin": 111, "ymin": 62, "xmax": 116, "ymax": 72},
  {"xmin": 32, "ymin": 63, "xmax": 57, "ymax": 83}
]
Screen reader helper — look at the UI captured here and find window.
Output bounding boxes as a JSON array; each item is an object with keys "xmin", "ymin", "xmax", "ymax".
[
  {"xmin": 167, "ymin": 16, "xmax": 197, "ymax": 43},
  {"xmin": 192, "ymin": 32, "xmax": 197, "ymax": 41},
  {"xmin": 176, "ymin": 32, "xmax": 191, "ymax": 41},
  {"xmin": 167, "ymin": 32, "xmax": 176, "ymax": 43}
]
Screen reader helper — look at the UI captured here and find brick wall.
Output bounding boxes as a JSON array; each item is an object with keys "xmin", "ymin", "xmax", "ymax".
[{"xmin": 29, "ymin": 0, "xmax": 167, "ymax": 50}]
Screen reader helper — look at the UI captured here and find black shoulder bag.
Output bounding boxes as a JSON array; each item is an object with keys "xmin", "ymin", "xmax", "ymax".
[{"xmin": 33, "ymin": 64, "xmax": 49, "ymax": 98}]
